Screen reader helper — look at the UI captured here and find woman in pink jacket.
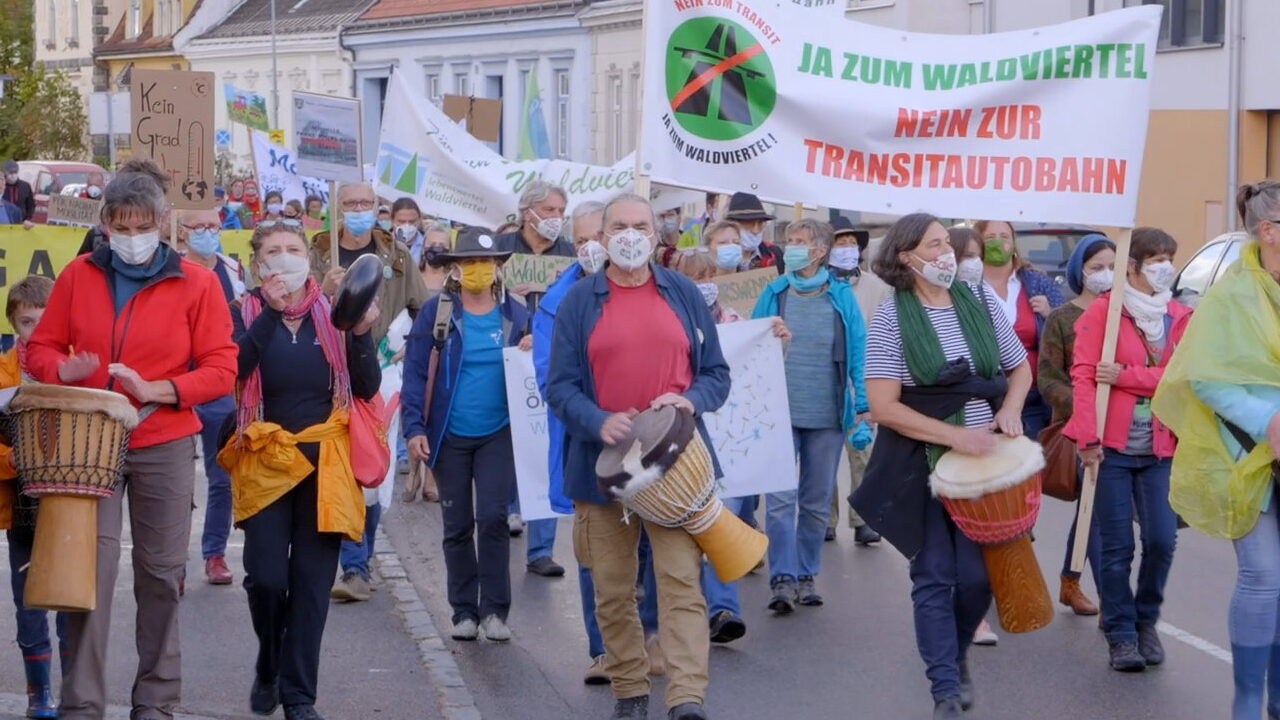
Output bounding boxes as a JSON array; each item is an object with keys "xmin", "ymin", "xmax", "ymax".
[{"xmin": 1066, "ymin": 227, "xmax": 1192, "ymax": 674}]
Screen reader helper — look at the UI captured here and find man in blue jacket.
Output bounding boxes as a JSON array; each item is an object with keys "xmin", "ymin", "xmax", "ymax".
[{"xmin": 546, "ymin": 194, "xmax": 730, "ymax": 720}]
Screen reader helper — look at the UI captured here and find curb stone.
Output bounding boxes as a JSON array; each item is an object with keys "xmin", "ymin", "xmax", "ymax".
[{"xmin": 375, "ymin": 526, "xmax": 483, "ymax": 720}]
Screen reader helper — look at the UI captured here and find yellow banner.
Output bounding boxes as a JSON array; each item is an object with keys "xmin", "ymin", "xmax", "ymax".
[{"xmin": 0, "ymin": 227, "xmax": 265, "ymax": 334}]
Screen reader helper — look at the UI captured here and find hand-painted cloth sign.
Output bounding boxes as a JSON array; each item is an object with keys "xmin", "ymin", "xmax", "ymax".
[
  {"xmin": 251, "ymin": 130, "xmax": 331, "ymax": 207},
  {"xmin": 225, "ymin": 83, "xmax": 270, "ymax": 132},
  {"xmin": 641, "ymin": 5, "xmax": 1162, "ymax": 226}
]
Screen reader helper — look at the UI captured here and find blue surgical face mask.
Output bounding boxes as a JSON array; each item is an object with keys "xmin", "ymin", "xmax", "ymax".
[
  {"xmin": 715, "ymin": 243, "xmax": 742, "ymax": 270},
  {"xmin": 188, "ymin": 228, "xmax": 221, "ymax": 256},
  {"xmin": 740, "ymin": 229, "xmax": 764, "ymax": 252},
  {"xmin": 345, "ymin": 210, "xmax": 376, "ymax": 235},
  {"xmin": 377, "ymin": 219, "xmax": 392, "ymax": 232},
  {"xmin": 784, "ymin": 245, "xmax": 814, "ymax": 272}
]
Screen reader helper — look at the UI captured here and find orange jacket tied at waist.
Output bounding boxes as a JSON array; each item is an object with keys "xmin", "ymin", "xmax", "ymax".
[
  {"xmin": 0, "ymin": 349, "xmax": 18, "ymax": 527},
  {"xmin": 217, "ymin": 409, "xmax": 365, "ymax": 542}
]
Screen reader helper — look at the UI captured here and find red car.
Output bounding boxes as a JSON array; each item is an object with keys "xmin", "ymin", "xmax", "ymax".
[{"xmin": 17, "ymin": 161, "xmax": 110, "ymax": 224}]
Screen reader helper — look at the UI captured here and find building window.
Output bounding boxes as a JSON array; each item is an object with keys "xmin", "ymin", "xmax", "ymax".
[
  {"xmin": 555, "ymin": 69, "xmax": 569, "ymax": 158},
  {"xmin": 45, "ymin": 0, "xmax": 56, "ymax": 47},
  {"xmin": 1124, "ymin": 0, "xmax": 1224, "ymax": 48},
  {"xmin": 69, "ymin": 0, "xmax": 79, "ymax": 44},
  {"xmin": 157, "ymin": 0, "xmax": 167, "ymax": 38},
  {"xmin": 608, "ymin": 73, "xmax": 623, "ymax": 162},
  {"xmin": 128, "ymin": 0, "xmax": 141, "ymax": 38},
  {"xmin": 455, "ymin": 72, "xmax": 470, "ymax": 97},
  {"xmin": 425, "ymin": 72, "xmax": 441, "ymax": 106}
]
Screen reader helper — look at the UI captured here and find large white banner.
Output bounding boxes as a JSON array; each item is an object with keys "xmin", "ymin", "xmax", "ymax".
[
  {"xmin": 376, "ymin": 71, "xmax": 634, "ymax": 228},
  {"xmin": 502, "ymin": 318, "xmax": 796, "ymax": 522},
  {"xmin": 250, "ymin": 130, "xmax": 330, "ymax": 206},
  {"xmin": 641, "ymin": 5, "xmax": 1162, "ymax": 227}
]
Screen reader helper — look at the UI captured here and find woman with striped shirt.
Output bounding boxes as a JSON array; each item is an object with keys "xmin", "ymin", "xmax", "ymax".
[{"xmin": 852, "ymin": 213, "xmax": 1031, "ymax": 720}]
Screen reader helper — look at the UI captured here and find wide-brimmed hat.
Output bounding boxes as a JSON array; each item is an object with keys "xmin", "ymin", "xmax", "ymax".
[
  {"xmin": 724, "ymin": 192, "xmax": 774, "ymax": 222},
  {"xmin": 439, "ymin": 226, "xmax": 513, "ymax": 262},
  {"xmin": 832, "ymin": 216, "xmax": 871, "ymax": 251}
]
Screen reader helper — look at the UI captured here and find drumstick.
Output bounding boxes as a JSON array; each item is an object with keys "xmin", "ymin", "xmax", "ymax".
[{"xmin": 1070, "ymin": 227, "xmax": 1132, "ymax": 574}]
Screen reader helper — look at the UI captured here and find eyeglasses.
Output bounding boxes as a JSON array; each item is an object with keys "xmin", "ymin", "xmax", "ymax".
[
  {"xmin": 342, "ymin": 200, "xmax": 375, "ymax": 211},
  {"xmin": 181, "ymin": 224, "xmax": 219, "ymax": 233},
  {"xmin": 258, "ymin": 218, "xmax": 302, "ymax": 228}
]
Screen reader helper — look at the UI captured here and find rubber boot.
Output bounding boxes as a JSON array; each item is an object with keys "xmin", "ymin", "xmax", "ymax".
[{"xmin": 22, "ymin": 657, "xmax": 57, "ymax": 719}]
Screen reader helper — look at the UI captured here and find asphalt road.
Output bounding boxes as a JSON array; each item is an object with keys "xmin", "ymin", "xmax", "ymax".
[
  {"xmin": 386, "ymin": 466, "xmax": 1241, "ymax": 720},
  {"xmin": 0, "ymin": 448, "xmax": 437, "ymax": 720}
]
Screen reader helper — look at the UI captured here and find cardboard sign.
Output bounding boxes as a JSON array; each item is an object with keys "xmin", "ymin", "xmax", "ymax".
[
  {"xmin": 293, "ymin": 91, "xmax": 363, "ymax": 184},
  {"xmin": 503, "ymin": 253, "xmax": 576, "ymax": 293},
  {"xmin": 442, "ymin": 94, "xmax": 502, "ymax": 143},
  {"xmin": 130, "ymin": 69, "xmax": 216, "ymax": 209},
  {"xmin": 45, "ymin": 195, "xmax": 102, "ymax": 227},
  {"xmin": 712, "ymin": 268, "xmax": 776, "ymax": 319}
]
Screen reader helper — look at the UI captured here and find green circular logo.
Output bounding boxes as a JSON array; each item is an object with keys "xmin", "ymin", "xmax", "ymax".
[{"xmin": 665, "ymin": 17, "xmax": 776, "ymax": 142}]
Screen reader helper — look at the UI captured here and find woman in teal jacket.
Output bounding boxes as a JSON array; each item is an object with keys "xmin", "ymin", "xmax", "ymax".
[{"xmin": 752, "ymin": 218, "xmax": 868, "ymax": 613}]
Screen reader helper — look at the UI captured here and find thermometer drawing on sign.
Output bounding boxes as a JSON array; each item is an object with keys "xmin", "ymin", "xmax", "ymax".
[{"xmin": 182, "ymin": 120, "xmax": 208, "ymax": 202}]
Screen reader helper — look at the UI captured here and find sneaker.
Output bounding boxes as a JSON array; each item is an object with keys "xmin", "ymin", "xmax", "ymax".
[
  {"xmin": 283, "ymin": 705, "xmax": 324, "ymax": 720},
  {"xmin": 481, "ymin": 614, "xmax": 512, "ymax": 642},
  {"xmin": 668, "ymin": 702, "xmax": 708, "ymax": 720},
  {"xmin": 767, "ymin": 575, "xmax": 798, "ymax": 615},
  {"xmin": 330, "ymin": 571, "xmax": 371, "ymax": 602},
  {"xmin": 797, "ymin": 575, "xmax": 823, "ymax": 606},
  {"xmin": 1108, "ymin": 639, "xmax": 1147, "ymax": 672},
  {"xmin": 645, "ymin": 633, "xmax": 666, "ymax": 676},
  {"xmin": 451, "ymin": 618, "xmax": 479, "ymax": 641},
  {"xmin": 853, "ymin": 524, "xmax": 882, "ymax": 546},
  {"xmin": 584, "ymin": 655, "xmax": 610, "ymax": 685},
  {"xmin": 932, "ymin": 697, "xmax": 963, "ymax": 720},
  {"xmin": 250, "ymin": 675, "xmax": 279, "ymax": 716},
  {"xmin": 972, "ymin": 619, "xmax": 998, "ymax": 646},
  {"xmin": 958, "ymin": 660, "xmax": 974, "ymax": 710},
  {"xmin": 611, "ymin": 695, "xmax": 649, "ymax": 720},
  {"xmin": 507, "ymin": 513, "xmax": 525, "ymax": 537},
  {"xmin": 205, "ymin": 555, "xmax": 233, "ymax": 585},
  {"xmin": 527, "ymin": 556, "xmax": 566, "ymax": 577},
  {"xmin": 1137, "ymin": 624, "xmax": 1165, "ymax": 665},
  {"xmin": 396, "ymin": 457, "xmax": 410, "ymax": 475},
  {"xmin": 824, "ymin": 526, "xmax": 837, "ymax": 542},
  {"xmin": 709, "ymin": 610, "xmax": 747, "ymax": 644}
]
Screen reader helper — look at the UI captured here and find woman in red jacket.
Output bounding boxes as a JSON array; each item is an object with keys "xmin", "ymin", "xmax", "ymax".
[
  {"xmin": 25, "ymin": 158, "xmax": 238, "ymax": 720},
  {"xmin": 1065, "ymin": 227, "xmax": 1191, "ymax": 674}
]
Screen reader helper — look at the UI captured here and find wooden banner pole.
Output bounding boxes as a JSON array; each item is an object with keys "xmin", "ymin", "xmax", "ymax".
[
  {"xmin": 169, "ymin": 206, "xmax": 179, "ymax": 250},
  {"xmin": 1070, "ymin": 227, "xmax": 1133, "ymax": 573},
  {"xmin": 329, "ymin": 180, "xmax": 341, "ymax": 270},
  {"xmin": 792, "ymin": 202, "xmax": 803, "ymax": 222}
]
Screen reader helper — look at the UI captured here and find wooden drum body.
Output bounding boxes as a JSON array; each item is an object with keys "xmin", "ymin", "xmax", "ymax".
[
  {"xmin": 8, "ymin": 384, "xmax": 138, "ymax": 612},
  {"xmin": 931, "ymin": 435, "xmax": 1054, "ymax": 634}
]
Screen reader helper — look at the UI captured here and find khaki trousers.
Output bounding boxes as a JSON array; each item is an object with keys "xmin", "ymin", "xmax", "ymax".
[
  {"xmin": 61, "ymin": 437, "xmax": 196, "ymax": 720},
  {"xmin": 574, "ymin": 501, "xmax": 708, "ymax": 709}
]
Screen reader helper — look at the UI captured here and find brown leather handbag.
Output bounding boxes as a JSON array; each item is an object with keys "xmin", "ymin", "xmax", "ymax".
[{"xmin": 1037, "ymin": 420, "xmax": 1080, "ymax": 502}]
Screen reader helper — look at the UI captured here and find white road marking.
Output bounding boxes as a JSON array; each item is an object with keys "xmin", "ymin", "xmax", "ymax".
[{"xmin": 1157, "ymin": 620, "xmax": 1234, "ymax": 665}]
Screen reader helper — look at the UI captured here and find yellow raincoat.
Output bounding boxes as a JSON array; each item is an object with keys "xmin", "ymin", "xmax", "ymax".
[
  {"xmin": 1152, "ymin": 242, "xmax": 1280, "ymax": 539},
  {"xmin": 217, "ymin": 407, "xmax": 365, "ymax": 542}
]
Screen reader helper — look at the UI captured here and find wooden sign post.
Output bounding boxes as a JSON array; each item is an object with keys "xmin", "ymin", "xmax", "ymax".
[
  {"xmin": 329, "ymin": 180, "xmax": 341, "ymax": 270},
  {"xmin": 1070, "ymin": 227, "xmax": 1133, "ymax": 573}
]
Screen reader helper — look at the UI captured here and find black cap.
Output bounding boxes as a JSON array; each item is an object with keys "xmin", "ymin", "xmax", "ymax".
[{"xmin": 439, "ymin": 226, "xmax": 513, "ymax": 262}]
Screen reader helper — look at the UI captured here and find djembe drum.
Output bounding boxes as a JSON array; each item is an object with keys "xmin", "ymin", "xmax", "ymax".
[
  {"xmin": 7, "ymin": 384, "xmax": 138, "ymax": 611},
  {"xmin": 596, "ymin": 406, "xmax": 767, "ymax": 583},
  {"xmin": 930, "ymin": 434, "xmax": 1054, "ymax": 633}
]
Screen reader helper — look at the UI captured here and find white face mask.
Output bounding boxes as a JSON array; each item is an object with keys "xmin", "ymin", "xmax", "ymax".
[
  {"xmin": 829, "ymin": 246, "xmax": 861, "ymax": 271},
  {"xmin": 110, "ymin": 230, "xmax": 161, "ymax": 266},
  {"xmin": 912, "ymin": 251, "xmax": 957, "ymax": 290},
  {"xmin": 529, "ymin": 209, "xmax": 564, "ymax": 241},
  {"xmin": 394, "ymin": 224, "xmax": 419, "ymax": 244},
  {"xmin": 262, "ymin": 252, "xmax": 311, "ymax": 293},
  {"xmin": 697, "ymin": 281, "xmax": 719, "ymax": 307},
  {"xmin": 956, "ymin": 257, "xmax": 985, "ymax": 285},
  {"xmin": 577, "ymin": 240, "xmax": 608, "ymax": 275},
  {"xmin": 1141, "ymin": 260, "xmax": 1176, "ymax": 293},
  {"xmin": 740, "ymin": 228, "xmax": 764, "ymax": 252},
  {"xmin": 1084, "ymin": 268, "xmax": 1115, "ymax": 295},
  {"xmin": 606, "ymin": 228, "xmax": 653, "ymax": 271}
]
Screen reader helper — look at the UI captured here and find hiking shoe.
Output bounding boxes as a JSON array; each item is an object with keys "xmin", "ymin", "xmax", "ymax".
[
  {"xmin": 1108, "ymin": 640, "xmax": 1146, "ymax": 672},
  {"xmin": 527, "ymin": 556, "xmax": 566, "ymax": 577},
  {"xmin": 451, "ymin": 618, "xmax": 479, "ymax": 641},
  {"xmin": 611, "ymin": 695, "xmax": 649, "ymax": 720},
  {"xmin": 1137, "ymin": 624, "xmax": 1165, "ymax": 665},
  {"xmin": 249, "ymin": 675, "xmax": 279, "ymax": 716},
  {"xmin": 958, "ymin": 660, "xmax": 974, "ymax": 710},
  {"xmin": 797, "ymin": 575, "xmax": 823, "ymax": 606},
  {"xmin": 824, "ymin": 526, "xmax": 836, "ymax": 542},
  {"xmin": 507, "ymin": 513, "xmax": 525, "ymax": 537},
  {"xmin": 206, "ymin": 555, "xmax": 233, "ymax": 585},
  {"xmin": 668, "ymin": 702, "xmax": 708, "ymax": 720},
  {"xmin": 709, "ymin": 610, "xmax": 746, "ymax": 644},
  {"xmin": 854, "ymin": 525, "xmax": 882, "ymax": 546},
  {"xmin": 481, "ymin": 615, "xmax": 511, "ymax": 642},
  {"xmin": 933, "ymin": 697, "xmax": 963, "ymax": 720},
  {"xmin": 283, "ymin": 705, "xmax": 324, "ymax": 720},
  {"xmin": 768, "ymin": 575, "xmax": 798, "ymax": 615},
  {"xmin": 329, "ymin": 571, "xmax": 371, "ymax": 602},
  {"xmin": 584, "ymin": 655, "xmax": 610, "ymax": 685}
]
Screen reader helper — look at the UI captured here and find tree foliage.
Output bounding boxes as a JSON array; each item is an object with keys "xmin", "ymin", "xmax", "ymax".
[
  {"xmin": 0, "ymin": 0, "xmax": 33, "ymax": 76},
  {"xmin": 0, "ymin": 0, "xmax": 87, "ymax": 161}
]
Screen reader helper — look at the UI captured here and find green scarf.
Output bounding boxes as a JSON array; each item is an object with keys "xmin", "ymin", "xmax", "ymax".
[{"xmin": 895, "ymin": 283, "xmax": 1001, "ymax": 467}]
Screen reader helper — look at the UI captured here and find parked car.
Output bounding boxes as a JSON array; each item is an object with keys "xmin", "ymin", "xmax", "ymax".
[
  {"xmin": 1172, "ymin": 231, "xmax": 1247, "ymax": 309},
  {"xmin": 1011, "ymin": 222, "xmax": 1104, "ymax": 297},
  {"xmin": 16, "ymin": 161, "xmax": 109, "ymax": 223}
]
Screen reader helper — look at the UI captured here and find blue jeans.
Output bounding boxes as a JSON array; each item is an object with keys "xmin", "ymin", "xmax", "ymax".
[
  {"xmin": 196, "ymin": 395, "xmax": 236, "ymax": 559},
  {"xmin": 1230, "ymin": 502, "xmax": 1280, "ymax": 719},
  {"xmin": 738, "ymin": 495, "xmax": 759, "ymax": 526},
  {"xmin": 578, "ymin": 531, "xmax": 658, "ymax": 659},
  {"xmin": 701, "ymin": 495, "xmax": 744, "ymax": 616},
  {"xmin": 765, "ymin": 427, "xmax": 844, "ymax": 580},
  {"xmin": 910, "ymin": 499, "xmax": 990, "ymax": 701},
  {"xmin": 1021, "ymin": 390, "xmax": 1050, "ymax": 441},
  {"xmin": 1096, "ymin": 450, "xmax": 1176, "ymax": 642},
  {"xmin": 8, "ymin": 530, "xmax": 68, "ymax": 662},
  {"xmin": 339, "ymin": 503, "xmax": 383, "ymax": 579}
]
